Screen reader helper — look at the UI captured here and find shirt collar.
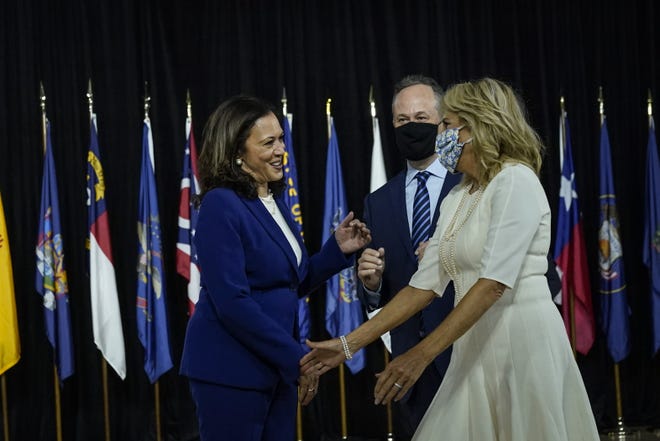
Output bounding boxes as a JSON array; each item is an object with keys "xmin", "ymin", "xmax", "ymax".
[{"xmin": 405, "ymin": 157, "xmax": 448, "ymax": 186}]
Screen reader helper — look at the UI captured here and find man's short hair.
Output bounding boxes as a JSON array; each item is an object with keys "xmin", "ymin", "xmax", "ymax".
[{"xmin": 392, "ymin": 74, "xmax": 444, "ymax": 115}]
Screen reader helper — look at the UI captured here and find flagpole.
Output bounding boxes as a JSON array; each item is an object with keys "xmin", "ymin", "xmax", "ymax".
[
  {"xmin": 600, "ymin": 88, "xmax": 635, "ymax": 440},
  {"xmin": 87, "ymin": 79, "xmax": 112, "ymax": 441},
  {"xmin": 327, "ymin": 98, "xmax": 351, "ymax": 440},
  {"xmin": 284, "ymin": 87, "xmax": 307, "ymax": 441},
  {"xmin": 560, "ymin": 96, "xmax": 577, "ymax": 357},
  {"xmin": 369, "ymin": 86, "xmax": 394, "ymax": 440},
  {"xmin": 1, "ymin": 375, "xmax": 8, "ymax": 441},
  {"xmin": 144, "ymin": 85, "xmax": 163, "ymax": 441},
  {"xmin": 40, "ymin": 83, "xmax": 64, "ymax": 441}
]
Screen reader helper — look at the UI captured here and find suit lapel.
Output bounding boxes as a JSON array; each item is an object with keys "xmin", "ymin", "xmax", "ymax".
[
  {"xmin": 430, "ymin": 172, "xmax": 462, "ymax": 234},
  {"xmin": 276, "ymin": 197, "xmax": 307, "ymax": 277},
  {"xmin": 387, "ymin": 171, "xmax": 416, "ymax": 261},
  {"xmin": 242, "ymin": 197, "xmax": 300, "ymax": 277}
]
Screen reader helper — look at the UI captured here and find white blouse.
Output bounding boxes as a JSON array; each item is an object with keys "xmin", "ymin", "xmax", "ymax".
[{"xmin": 259, "ymin": 194, "xmax": 303, "ymax": 266}]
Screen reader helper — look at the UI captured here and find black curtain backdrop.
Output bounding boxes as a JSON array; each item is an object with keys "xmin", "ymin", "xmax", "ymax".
[{"xmin": 1, "ymin": 1, "xmax": 659, "ymax": 440}]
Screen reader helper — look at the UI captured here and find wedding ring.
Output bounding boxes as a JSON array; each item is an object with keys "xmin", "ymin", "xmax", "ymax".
[
  {"xmin": 307, "ymin": 388, "xmax": 316, "ymax": 392},
  {"xmin": 393, "ymin": 382, "xmax": 403, "ymax": 389}
]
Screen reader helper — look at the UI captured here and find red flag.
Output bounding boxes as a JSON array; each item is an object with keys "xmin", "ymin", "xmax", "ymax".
[{"xmin": 553, "ymin": 111, "xmax": 595, "ymax": 354}]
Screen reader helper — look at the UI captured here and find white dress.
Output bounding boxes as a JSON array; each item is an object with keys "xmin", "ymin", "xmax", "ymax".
[{"xmin": 409, "ymin": 163, "xmax": 600, "ymax": 441}]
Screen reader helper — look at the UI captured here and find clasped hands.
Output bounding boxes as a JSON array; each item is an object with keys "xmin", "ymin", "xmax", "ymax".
[{"xmin": 300, "ymin": 338, "xmax": 429, "ymax": 406}]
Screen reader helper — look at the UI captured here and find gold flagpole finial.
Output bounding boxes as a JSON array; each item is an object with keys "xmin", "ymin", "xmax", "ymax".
[
  {"xmin": 40, "ymin": 81, "xmax": 46, "ymax": 114},
  {"xmin": 560, "ymin": 95, "xmax": 565, "ymax": 113},
  {"xmin": 87, "ymin": 79, "xmax": 94, "ymax": 117},
  {"xmin": 598, "ymin": 86, "xmax": 604, "ymax": 117},
  {"xmin": 648, "ymin": 89, "xmax": 653, "ymax": 118},
  {"xmin": 39, "ymin": 81, "xmax": 47, "ymax": 155},
  {"xmin": 326, "ymin": 98, "xmax": 332, "ymax": 139},
  {"xmin": 369, "ymin": 85, "xmax": 376, "ymax": 118},
  {"xmin": 281, "ymin": 87, "xmax": 288, "ymax": 116},
  {"xmin": 186, "ymin": 89, "xmax": 192, "ymax": 119},
  {"xmin": 144, "ymin": 81, "xmax": 151, "ymax": 119}
]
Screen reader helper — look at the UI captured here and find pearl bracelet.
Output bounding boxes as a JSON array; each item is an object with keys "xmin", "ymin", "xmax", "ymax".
[{"xmin": 339, "ymin": 335, "xmax": 353, "ymax": 360}]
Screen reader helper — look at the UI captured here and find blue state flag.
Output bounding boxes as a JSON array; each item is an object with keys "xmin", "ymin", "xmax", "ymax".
[
  {"xmin": 644, "ymin": 116, "xmax": 660, "ymax": 355},
  {"xmin": 36, "ymin": 120, "xmax": 74, "ymax": 381},
  {"xmin": 323, "ymin": 118, "xmax": 365, "ymax": 374},
  {"xmin": 281, "ymin": 115, "xmax": 311, "ymax": 351},
  {"xmin": 137, "ymin": 118, "xmax": 173, "ymax": 383},
  {"xmin": 598, "ymin": 119, "xmax": 630, "ymax": 362}
]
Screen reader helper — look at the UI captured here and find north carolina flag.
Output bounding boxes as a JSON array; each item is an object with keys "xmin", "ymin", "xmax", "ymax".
[
  {"xmin": 0, "ymin": 192, "xmax": 20, "ymax": 375},
  {"xmin": 323, "ymin": 117, "xmax": 365, "ymax": 374},
  {"xmin": 643, "ymin": 116, "xmax": 660, "ymax": 354},
  {"xmin": 598, "ymin": 118, "xmax": 630, "ymax": 362},
  {"xmin": 176, "ymin": 115, "xmax": 201, "ymax": 316},
  {"xmin": 137, "ymin": 118, "xmax": 173, "ymax": 383},
  {"xmin": 88, "ymin": 114, "xmax": 127, "ymax": 379},
  {"xmin": 36, "ymin": 120, "xmax": 74, "ymax": 380},
  {"xmin": 281, "ymin": 114, "xmax": 310, "ymax": 351},
  {"xmin": 553, "ymin": 112, "xmax": 596, "ymax": 355}
]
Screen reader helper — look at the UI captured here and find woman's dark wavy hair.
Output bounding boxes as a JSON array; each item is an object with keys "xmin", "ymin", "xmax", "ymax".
[{"xmin": 197, "ymin": 95, "xmax": 285, "ymax": 201}]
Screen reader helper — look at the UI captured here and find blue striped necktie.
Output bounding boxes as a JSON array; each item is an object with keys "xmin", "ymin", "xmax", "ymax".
[{"xmin": 411, "ymin": 171, "xmax": 431, "ymax": 253}]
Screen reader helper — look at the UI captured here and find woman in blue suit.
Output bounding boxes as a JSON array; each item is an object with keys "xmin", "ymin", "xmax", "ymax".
[{"xmin": 180, "ymin": 95, "xmax": 371, "ymax": 441}]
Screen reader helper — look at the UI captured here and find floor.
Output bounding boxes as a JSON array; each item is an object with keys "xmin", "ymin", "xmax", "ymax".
[{"xmin": 599, "ymin": 427, "xmax": 660, "ymax": 440}]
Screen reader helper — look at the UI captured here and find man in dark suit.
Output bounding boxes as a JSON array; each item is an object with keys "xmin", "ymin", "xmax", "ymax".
[{"xmin": 357, "ymin": 75, "xmax": 460, "ymax": 439}]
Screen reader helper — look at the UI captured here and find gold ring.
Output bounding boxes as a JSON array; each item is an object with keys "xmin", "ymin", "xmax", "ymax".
[{"xmin": 393, "ymin": 382, "xmax": 403, "ymax": 389}]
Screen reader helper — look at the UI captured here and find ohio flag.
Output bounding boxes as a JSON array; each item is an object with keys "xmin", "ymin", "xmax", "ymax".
[{"xmin": 176, "ymin": 115, "xmax": 201, "ymax": 316}]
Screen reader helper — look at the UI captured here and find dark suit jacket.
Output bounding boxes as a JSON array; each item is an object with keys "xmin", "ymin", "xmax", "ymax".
[
  {"xmin": 360, "ymin": 170, "xmax": 462, "ymax": 376},
  {"xmin": 180, "ymin": 188, "xmax": 352, "ymax": 391}
]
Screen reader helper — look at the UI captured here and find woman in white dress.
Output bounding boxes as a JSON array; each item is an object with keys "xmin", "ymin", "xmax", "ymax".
[{"xmin": 301, "ymin": 78, "xmax": 600, "ymax": 441}]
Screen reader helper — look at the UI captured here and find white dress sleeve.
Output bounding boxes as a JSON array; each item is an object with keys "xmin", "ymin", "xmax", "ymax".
[{"xmin": 479, "ymin": 165, "xmax": 544, "ymax": 288}]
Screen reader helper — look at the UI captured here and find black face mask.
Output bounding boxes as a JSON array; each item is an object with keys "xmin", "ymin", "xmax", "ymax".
[{"xmin": 394, "ymin": 122, "xmax": 438, "ymax": 161}]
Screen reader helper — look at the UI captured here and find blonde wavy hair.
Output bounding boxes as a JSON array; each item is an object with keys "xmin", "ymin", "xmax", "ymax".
[{"xmin": 441, "ymin": 78, "xmax": 544, "ymax": 186}]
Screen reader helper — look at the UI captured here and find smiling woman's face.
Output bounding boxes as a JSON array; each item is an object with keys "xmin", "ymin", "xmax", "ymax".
[{"xmin": 239, "ymin": 112, "xmax": 285, "ymax": 193}]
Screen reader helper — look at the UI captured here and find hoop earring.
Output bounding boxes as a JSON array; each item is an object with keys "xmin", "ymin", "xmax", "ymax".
[{"xmin": 235, "ymin": 158, "xmax": 243, "ymax": 166}]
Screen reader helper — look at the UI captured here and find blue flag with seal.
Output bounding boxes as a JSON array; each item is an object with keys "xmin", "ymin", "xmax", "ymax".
[
  {"xmin": 36, "ymin": 120, "xmax": 74, "ymax": 381},
  {"xmin": 598, "ymin": 118, "xmax": 630, "ymax": 362},
  {"xmin": 644, "ymin": 116, "xmax": 660, "ymax": 355},
  {"xmin": 137, "ymin": 118, "xmax": 173, "ymax": 383},
  {"xmin": 323, "ymin": 117, "xmax": 365, "ymax": 374},
  {"xmin": 281, "ymin": 114, "xmax": 311, "ymax": 351}
]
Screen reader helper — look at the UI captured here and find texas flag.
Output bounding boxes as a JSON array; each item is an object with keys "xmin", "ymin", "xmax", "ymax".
[{"xmin": 554, "ymin": 112, "xmax": 596, "ymax": 355}]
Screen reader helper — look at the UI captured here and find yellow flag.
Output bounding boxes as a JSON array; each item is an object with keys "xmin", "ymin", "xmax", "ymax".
[{"xmin": 0, "ymin": 192, "xmax": 20, "ymax": 374}]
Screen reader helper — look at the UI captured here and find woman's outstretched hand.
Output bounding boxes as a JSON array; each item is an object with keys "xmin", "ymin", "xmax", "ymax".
[
  {"xmin": 298, "ymin": 374, "xmax": 319, "ymax": 406},
  {"xmin": 300, "ymin": 338, "xmax": 346, "ymax": 376},
  {"xmin": 334, "ymin": 211, "xmax": 371, "ymax": 254},
  {"xmin": 373, "ymin": 349, "xmax": 429, "ymax": 405}
]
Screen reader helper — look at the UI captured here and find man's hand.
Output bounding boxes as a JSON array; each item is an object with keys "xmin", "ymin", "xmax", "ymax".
[{"xmin": 357, "ymin": 247, "xmax": 385, "ymax": 291}]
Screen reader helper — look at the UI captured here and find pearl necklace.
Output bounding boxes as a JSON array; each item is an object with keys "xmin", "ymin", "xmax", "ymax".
[
  {"xmin": 259, "ymin": 193, "xmax": 277, "ymax": 215},
  {"xmin": 439, "ymin": 186, "xmax": 483, "ymax": 296}
]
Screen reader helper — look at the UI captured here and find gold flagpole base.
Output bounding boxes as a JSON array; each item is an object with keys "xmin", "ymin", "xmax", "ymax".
[{"xmin": 606, "ymin": 417, "xmax": 639, "ymax": 440}]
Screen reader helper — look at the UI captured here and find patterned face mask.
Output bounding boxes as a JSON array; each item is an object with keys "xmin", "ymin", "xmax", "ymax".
[{"xmin": 435, "ymin": 126, "xmax": 472, "ymax": 174}]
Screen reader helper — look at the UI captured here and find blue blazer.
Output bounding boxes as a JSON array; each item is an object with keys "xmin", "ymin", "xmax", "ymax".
[
  {"xmin": 361, "ymin": 170, "xmax": 461, "ymax": 374},
  {"xmin": 180, "ymin": 188, "xmax": 352, "ymax": 391}
]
